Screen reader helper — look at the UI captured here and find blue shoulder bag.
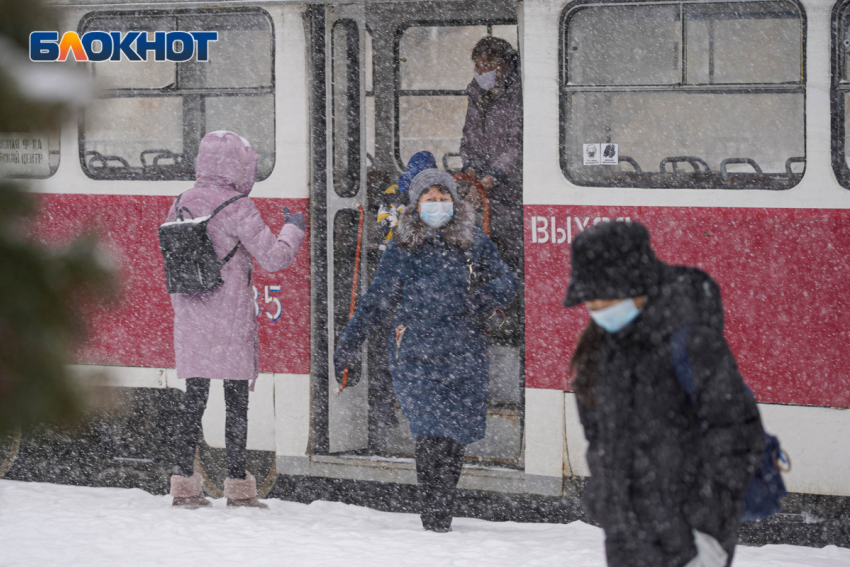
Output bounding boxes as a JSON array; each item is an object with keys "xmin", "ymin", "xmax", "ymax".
[{"xmin": 670, "ymin": 326, "xmax": 790, "ymax": 522}]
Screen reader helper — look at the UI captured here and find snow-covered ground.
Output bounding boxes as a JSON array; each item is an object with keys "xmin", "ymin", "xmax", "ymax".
[{"xmin": 0, "ymin": 480, "xmax": 848, "ymax": 567}]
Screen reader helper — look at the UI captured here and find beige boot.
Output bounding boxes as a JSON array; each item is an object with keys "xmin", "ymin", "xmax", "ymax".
[
  {"xmin": 170, "ymin": 472, "xmax": 211, "ymax": 509},
  {"xmin": 224, "ymin": 471, "xmax": 269, "ymax": 509}
]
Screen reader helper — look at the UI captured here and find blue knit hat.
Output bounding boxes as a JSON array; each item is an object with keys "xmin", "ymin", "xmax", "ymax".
[{"xmin": 398, "ymin": 151, "xmax": 437, "ymax": 193}]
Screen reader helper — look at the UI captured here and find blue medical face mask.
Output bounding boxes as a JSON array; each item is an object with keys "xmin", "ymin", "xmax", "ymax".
[
  {"xmin": 588, "ymin": 298, "xmax": 641, "ymax": 333},
  {"xmin": 420, "ymin": 202, "xmax": 454, "ymax": 228}
]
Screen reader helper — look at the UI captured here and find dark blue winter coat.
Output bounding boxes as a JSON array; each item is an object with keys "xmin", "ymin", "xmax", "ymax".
[{"xmin": 334, "ymin": 201, "xmax": 518, "ymax": 444}]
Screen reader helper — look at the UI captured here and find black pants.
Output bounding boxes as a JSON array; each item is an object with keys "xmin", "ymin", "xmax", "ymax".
[
  {"xmin": 172, "ymin": 378, "xmax": 249, "ymax": 480},
  {"xmin": 415, "ymin": 436, "xmax": 465, "ymax": 530}
]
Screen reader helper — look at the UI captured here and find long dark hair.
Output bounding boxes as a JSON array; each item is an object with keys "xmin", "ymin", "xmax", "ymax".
[{"xmin": 569, "ymin": 322, "xmax": 604, "ymax": 407}]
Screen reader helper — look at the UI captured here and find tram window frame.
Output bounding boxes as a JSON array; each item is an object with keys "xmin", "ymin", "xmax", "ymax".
[
  {"xmin": 78, "ymin": 7, "xmax": 275, "ymax": 182},
  {"xmin": 393, "ymin": 20, "xmax": 518, "ymax": 172},
  {"xmin": 559, "ymin": 0, "xmax": 807, "ymax": 190}
]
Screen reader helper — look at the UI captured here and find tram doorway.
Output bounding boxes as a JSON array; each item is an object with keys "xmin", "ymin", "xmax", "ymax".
[{"xmin": 311, "ymin": 0, "xmax": 524, "ymax": 470}]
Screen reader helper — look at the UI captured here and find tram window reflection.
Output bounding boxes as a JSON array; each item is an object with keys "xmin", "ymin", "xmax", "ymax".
[
  {"xmin": 561, "ymin": 0, "xmax": 805, "ymax": 190},
  {"xmin": 79, "ymin": 8, "xmax": 275, "ymax": 181}
]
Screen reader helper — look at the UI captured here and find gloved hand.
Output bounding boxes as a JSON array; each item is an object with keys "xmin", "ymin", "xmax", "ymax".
[
  {"xmin": 283, "ymin": 206, "xmax": 306, "ymax": 231},
  {"xmin": 333, "ymin": 345, "xmax": 352, "ymax": 377}
]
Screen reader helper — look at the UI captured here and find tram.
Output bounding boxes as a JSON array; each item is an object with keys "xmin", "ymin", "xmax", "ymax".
[{"xmin": 3, "ymin": 0, "xmax": 850, "ymax": 509}]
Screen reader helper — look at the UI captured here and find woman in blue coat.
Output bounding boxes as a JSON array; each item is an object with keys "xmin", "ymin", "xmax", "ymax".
[{"xmin": 334, "ymin": 168, "xmax": 518, "ymax": 532}]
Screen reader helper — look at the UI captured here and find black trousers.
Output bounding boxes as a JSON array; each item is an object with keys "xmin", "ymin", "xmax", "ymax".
[
  {"xmin": 415, "ymin": 436, "xmax": 466, "ymax": 530},
  {"xmin": 172, "ymin": 378, "xmax": 249, "ymax": 480}
]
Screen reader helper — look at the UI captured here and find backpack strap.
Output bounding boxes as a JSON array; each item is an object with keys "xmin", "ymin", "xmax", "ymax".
[
  {"xmin": 208, "ymin": 195, "xmax": 246, "ymax": 221},
  {"xmin": 175, "ymin": 194, "xmax": 189, "ymax": 221},
  {"xmin": 208, "ymin": 195, "xmax": 246, "ymax": 267},
  {"xmin": 220, "ymin": 242, "xmax": 242, "ymax": 266},
  {"xmin": 670, "ymin": 325, "xmax": 698, "ymax": 404}
]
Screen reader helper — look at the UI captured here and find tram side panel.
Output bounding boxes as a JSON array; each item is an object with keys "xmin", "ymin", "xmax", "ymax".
[
  {"xmin": 524, "ymin": 205, "xmax": 850, "ymax": 496},
  {"xmin": 29, "ymin": 193, "xmax": 312, "ymax": 375}
]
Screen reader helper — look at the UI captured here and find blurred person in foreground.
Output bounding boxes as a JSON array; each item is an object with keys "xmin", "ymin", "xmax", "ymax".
[
  {"xmin": 564, "ymin": 221, "xmax": 763, "ymax": 567},
  {"xmin": 334, "ymin": 168, "xmax": 517, "ymax": 532},
  {"xmin": 1, "ymin": 0, "xmax": 113, "ymax": 443},
  {"xmin": 461, "ymin": 36, "xmax": 523, "ymax": 344},
  {"xmin": 165, "ymin": 131, "xmax": 304, "ymax": 509}
]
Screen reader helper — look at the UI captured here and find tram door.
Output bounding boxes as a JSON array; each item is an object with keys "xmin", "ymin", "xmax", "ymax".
[
  {"xmin": 367, "ymin": 0, "xmax": 524, "ymax": 466},
  {"xmin": 325, "ymin": 4, "xmax": 371, "ymax": 454},
  {"xmin": 321, "ymin": 0, "xmax": 524, "ymax": 466}
]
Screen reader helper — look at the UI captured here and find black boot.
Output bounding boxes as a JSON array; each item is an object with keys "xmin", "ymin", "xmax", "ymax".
[{"xmin": 415, "ymin": 437, "xmax": 465, "ymax": 533}]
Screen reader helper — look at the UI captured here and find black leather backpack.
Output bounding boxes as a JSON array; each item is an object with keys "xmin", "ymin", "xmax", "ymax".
[{"xmin": 159, "ymin": 194, "xmax": 245, "ymax": 294}]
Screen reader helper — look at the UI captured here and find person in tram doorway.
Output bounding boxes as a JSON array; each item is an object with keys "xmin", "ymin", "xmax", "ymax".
[
  {"xmin": 334, "ymin": 168, "xmax": 518, "ymax": 532},
  {"xmin": 165, "ymin": 131, "xmax": 305, "ymax": 509},
  {"xmin": 461, "ymin": 36, "xmax": 523, "ymax": 345},
  {"xmin": 370, "ymin": 151, "xmax": 442, "ymax": 430},
  {"xmin": 563, "ymin": 221, "xmax": 764, "ymax": 567}
]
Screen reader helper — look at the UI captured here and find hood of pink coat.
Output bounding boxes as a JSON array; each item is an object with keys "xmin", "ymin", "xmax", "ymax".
[{"xmin": 194, "ymin": 131, "xmax": 259, "ymax": 195}]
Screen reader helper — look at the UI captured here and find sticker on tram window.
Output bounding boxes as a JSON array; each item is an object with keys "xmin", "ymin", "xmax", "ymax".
[
  {"xmin": 0, "ymin": 133, "xmax": 50, "ymax": 177},
  {"xmin": 601, "ymin": 144, "xmax": 618, "ymax": 165},
  {"xmin": 583, "ymin": 143, "xmax": 618, "ymax": 166},
  {"xmin": 530, "ymin": 215, "xmax": 630, "ymax": 245},
  {"xmin": 583, "ymin": 144, "xmax": 600, "ymax": 166},
  {"xmin": 252, "ymin": 285, "xmax": 282, "ymax": 321}
]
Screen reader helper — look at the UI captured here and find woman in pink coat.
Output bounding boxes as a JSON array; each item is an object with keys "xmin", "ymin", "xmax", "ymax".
[{"xmin": 165, "ymin": 131, "xmax": 304, "ymax": 509}]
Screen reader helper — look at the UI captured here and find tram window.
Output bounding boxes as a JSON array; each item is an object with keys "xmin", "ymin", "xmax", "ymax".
[
  {"xmin": 366, "ymin": 31, "xmax": 375, "ymax": 167},
  {"xmin": 561, "ymin": 1, "xmax": 805, "ymax": 190},
  {"xmin": 397, "ymin": 24, "xmax": 517, "ymax": 170},
  {"xmin": 179, "ymin": 14, "xmax": 272, "ymax": 89},
  {"xmin": 567, "ymin": 5, "xmax": 680, "ymax": 86},
  {"xmin": 830, "ymin": 0, "xmax": 850, "ymax": 189},
  {"xmin": 332, "ymin": 20, "xmax": 361, "ymax": 198},
  {"xmin": 206, "ymin": 95, "xmax": 275, "ymax": 177},
  {"xmin": 0, "ymin": 128, "xmax": 60, "ymax": 179},
  {"xmin": 80, "ymin": 9, "xmax": 274, "ymax": 181},
  {"xmin": 91, "ymin": 16, "xmax": 176, "ymax": 90},
  {"xmin": 1, "ymin": 15, "xmax": 61, "ymax": 180}
]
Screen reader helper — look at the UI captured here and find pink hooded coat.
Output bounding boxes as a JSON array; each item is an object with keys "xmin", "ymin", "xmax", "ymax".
[{"xmin": 166, "ymin": 131, "xmax": 304, "ymax": 386}]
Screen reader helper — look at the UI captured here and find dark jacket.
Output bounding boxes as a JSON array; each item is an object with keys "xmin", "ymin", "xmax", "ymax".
[
  {"xmin": 460, "ymin": 67, "xmax": 522, "ymax": 205},
  {"xmin": 577, "ymin": 265, "xmax": 764, "ymax": 567},
  {"xmin": 335, "ymin": 202, "xmax": 518, "ymax": 444}
]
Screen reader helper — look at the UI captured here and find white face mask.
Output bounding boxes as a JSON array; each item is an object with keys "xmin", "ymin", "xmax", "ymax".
[{"xmin": 474, "ymin": 69, "xmax": 498, "ymax": 91}]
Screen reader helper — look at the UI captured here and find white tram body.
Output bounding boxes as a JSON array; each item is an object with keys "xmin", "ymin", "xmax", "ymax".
[{"xmin": 9, "ymin": 0, "xmax": 850, "ymax": 502}]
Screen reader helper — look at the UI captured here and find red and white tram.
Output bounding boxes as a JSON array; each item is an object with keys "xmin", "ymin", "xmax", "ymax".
[{"xmin": 5, "ymin": 0, "xmax": 850, "ymax": 514}]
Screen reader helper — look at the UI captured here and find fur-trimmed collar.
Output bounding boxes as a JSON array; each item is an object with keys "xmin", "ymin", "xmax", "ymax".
[{"xmin": 397, "ymin": 200, "xmax": 476, "ymax": 250}]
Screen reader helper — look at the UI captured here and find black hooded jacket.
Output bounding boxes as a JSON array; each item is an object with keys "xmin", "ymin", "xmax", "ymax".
[{"xmin": 577, "ymin": 264, "xmax": 764, "ymax": 567}]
